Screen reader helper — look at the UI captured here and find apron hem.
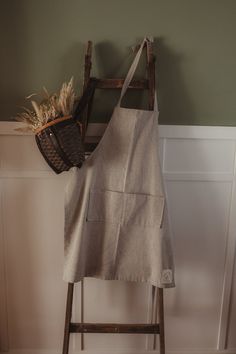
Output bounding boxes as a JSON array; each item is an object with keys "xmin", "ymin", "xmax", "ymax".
[{"xmin": 63, "ymin": 273, "xmax": 175, "ymax": 288}]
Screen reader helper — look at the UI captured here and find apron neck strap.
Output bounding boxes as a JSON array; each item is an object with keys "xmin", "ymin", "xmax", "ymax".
[{"xmin": 117, "ymin": 38, "xmax": 148, "ymax": 107}]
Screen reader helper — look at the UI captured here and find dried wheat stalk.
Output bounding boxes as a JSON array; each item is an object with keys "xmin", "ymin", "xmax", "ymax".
[{"xmin": 15, "ymin": 77, "xmax": 76, "ymax": 133}]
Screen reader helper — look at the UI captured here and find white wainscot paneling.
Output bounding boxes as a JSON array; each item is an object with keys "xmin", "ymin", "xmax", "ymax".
[
  {"xmin": 0, "ymin": 180, "xmax": 8, "ymax": 352},
  {"xmin": 0, "ymin": 123, "xmax": 236, "ymax": 354},
  {"xmin": 227, "ymin": 257, "xmax": 236, "ymax": 349},
  {"xmin": 0, "ymin": 135, "xmax": 49, "ymax": 171},
  {"xmin": 82, "ymin": 279, "xmax": 150, "ymax": 350},
  {"xmin": 164, "ymin": 139, "xmax": 235, "ymax": 175},
  {"xmin": 165, "ymin": 181, "xmax": 231, "ymax": 349},
  {"xmin": 2, "ymin": 178, "xmax": 68, "ymax": 352}
]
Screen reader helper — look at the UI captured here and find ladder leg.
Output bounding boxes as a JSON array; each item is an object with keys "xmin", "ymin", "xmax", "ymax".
[
  {"xmin": 151, "ymin": 285, "xmax": 157, "ymax": 350},
  {"xmin": 62, "ymin": 283, "xmax": 74, "ymax": 354},
  {"xmin": 81, "ymin": 279, "xmax": 84, "ymax": 350},
  {"xmin": 158, "ymin": 288, "xmax": 165, "ymax": 354}
]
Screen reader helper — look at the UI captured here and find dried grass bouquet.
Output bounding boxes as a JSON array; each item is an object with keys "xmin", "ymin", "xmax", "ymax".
[{"xmin": 16, "ymin": 77, "xmax": 76, "ymax": 133}]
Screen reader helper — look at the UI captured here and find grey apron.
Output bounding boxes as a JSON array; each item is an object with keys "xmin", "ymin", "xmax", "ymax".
[{"xmin": 63, "ymin": 38, "xmax": 175, "ymax": 288}]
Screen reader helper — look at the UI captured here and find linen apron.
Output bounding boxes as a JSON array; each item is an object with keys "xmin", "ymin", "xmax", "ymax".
[{"xmin": 63, "ymin": 38, "xmax": 175, "ymax": 288}]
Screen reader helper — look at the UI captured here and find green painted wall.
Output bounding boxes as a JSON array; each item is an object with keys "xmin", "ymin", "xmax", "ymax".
[{"xmin": 1, "ymin": 0, "xmax": 236, "ymax": 125}]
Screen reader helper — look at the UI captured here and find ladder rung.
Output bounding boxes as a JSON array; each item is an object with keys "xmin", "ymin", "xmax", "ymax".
[
  {"xmin": 69, "ymin": 322, "xmax": 159, "ymax": 334},
  {"xmin": 95, "ymin": 78, "xmax": 149, "ymax": 89}
]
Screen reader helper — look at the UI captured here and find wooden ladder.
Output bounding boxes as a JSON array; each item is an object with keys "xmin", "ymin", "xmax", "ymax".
[{"xmin": 62, "ymin": 38, "xmax": 165, "ymax": 354}]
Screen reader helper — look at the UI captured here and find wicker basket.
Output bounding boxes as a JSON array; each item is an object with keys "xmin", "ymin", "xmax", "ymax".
[
  {"xmin": 34, "ymin": 78, "xmax": 96, "ymax": 174},
  {"xmin": 35, "ymin": 116, "xmax": 85, "ymax": 174}
]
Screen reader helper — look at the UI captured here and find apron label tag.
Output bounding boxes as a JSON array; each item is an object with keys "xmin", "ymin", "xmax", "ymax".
[{"xmin": 161, "ymin": 269, "xmax": 173, "ymax": 284}]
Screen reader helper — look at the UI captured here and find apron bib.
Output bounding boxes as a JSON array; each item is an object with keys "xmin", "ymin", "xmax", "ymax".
[{"xmin": 63, "ymin": 38, "xmax": 175, "ymax": 288}]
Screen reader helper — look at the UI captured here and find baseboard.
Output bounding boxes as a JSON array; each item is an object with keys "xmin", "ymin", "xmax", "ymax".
[{"xmin": 2, "ymin": 349, "xmax": 236, "ymax": 354}]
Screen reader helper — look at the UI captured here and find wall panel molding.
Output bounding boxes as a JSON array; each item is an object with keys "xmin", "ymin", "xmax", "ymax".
[
  {"xmin": 3, "ymin": 121, "xmax": 236, "ymax": 139},
  {"xmin": 0, "ymin": 181, "xmax": 9, "ymax": 352},
  {"xmin": 3, "ymin": 350, "xmax": 236, "ymax": 354},
  {"xmin": 217, "ymin": 143, "xmax": 236, "ymax": 350}
]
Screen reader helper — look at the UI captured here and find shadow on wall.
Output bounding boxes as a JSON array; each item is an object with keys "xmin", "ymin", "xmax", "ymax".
[
  {"xmin": 155, "ymin": 37, "xmax": 195, "ymax": 125},
  {"xmin": 58, "ymin": 42, "xmax": 85, "ymax": 95},
  {"xmin": 62, "ymin": 37, "xmax": 196, "ymax": 125},
  {"xmin": 0, "ymin": 15, "xmax": 195, "ymax": 126},
  {"xmin": 0, "ymin": 1, "xmax": 30, "ymax": 121},
  {"xmin": 82, "ymin": 40, "xmax": 151, "ymax": 123}
]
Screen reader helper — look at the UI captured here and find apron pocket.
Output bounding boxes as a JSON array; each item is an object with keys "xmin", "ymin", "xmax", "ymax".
[
  {"xmin": 86, "ymin": 189, "xmax": 123, "ymax": 223},
  {"xmin": 124, "ymin": 193, "xmax": 165, "ymax": 227},
  {"xmin": 87, "ymin": 189, "xmax": 165, "ymax": 227}
]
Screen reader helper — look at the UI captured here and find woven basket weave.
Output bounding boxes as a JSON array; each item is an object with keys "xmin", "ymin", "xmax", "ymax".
[
  {"xmin": 34, "ymin": 79, "xmax": 96, "ymax": 174},
  {"xmin": 35, "ymin": 116, "xmax": 85, "ymax": 174}
]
